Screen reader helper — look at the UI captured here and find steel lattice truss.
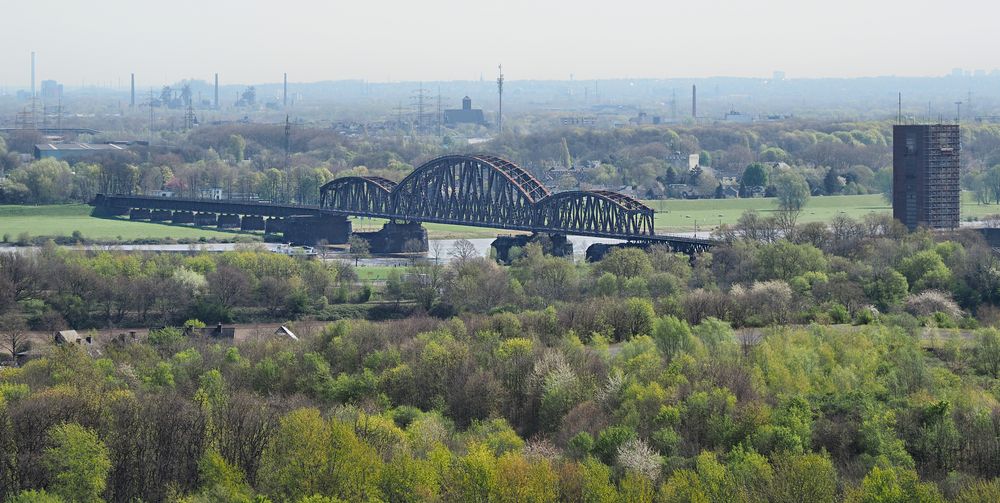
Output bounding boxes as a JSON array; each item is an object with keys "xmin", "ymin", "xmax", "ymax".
[{"xmin": 319, "ymin": 154, "xmax": 655, "ymax": 238}]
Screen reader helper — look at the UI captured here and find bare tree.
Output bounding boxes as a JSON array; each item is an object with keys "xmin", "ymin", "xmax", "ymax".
[
  {"xmin": 448, "ymin": 239, "xmax": 478, "ymax": 265},
  {"xmin": 0, "ymin": 314, "xmax": 28, "ymax": 366}
]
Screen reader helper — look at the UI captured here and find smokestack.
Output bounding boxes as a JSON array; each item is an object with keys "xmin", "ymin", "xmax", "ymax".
[
  {"xmin": 283, "ymin": 73, "xmax": 287, "ymax": 107},
  {"xmin": 214, "ymin": 73, "xmax": 219, "ymax": 109},
  {"xmin": 30, "ymin": 51, "xmax": 35, "ymax": 98},
  {"xmin": 692, "ymin": 84, "xmax": 697, "ymax": 119},
  {"xmin": 130, "ymin": 73, "xmax": 135, "ymax": 108}
]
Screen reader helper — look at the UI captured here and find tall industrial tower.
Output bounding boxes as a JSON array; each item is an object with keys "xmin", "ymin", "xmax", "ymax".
[
  {"xmin": 497, "ymin": 65, "xmax": 504, "ymax": 132},
  {"xmin": 892, "ymin": 124, "xmax": 960, "ymax": 230}
]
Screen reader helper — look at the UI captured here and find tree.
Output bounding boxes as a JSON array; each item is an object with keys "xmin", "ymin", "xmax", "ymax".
[
  {"xmin": 773, "ymin": 171, "xmax": 810, "ymax": 212},
  {"xmin": 770, "ymin": 453, "xmax": 837, "ymax": 503},
  {"xmin": 348, "ymin": 235, "xmax": 370, "ymax": 266},
  {"xmin": 227, "ymin": 134, "xmax": 246, "ymax": 163},
  {"xmin": 449, "ymin": 239, "xmax": 478, "ymax": 264},
  {"xmin": 865, "ymin": 269, "xmax": 909, "ymax": 311},
  {"xmin": 974, "ymin": 328, "xmax": 1000, "ymax": 378},
  {"xmin": 42, "ymin": 423, "xmax": 111, "ymax": 503},
  {"xmin": 7, "ymin": 490, "xmax": 65, "ymax": 503},
  {"xmin": 741, "ymin": 163, "xmax": 769, "ymax": 189},
  {"xmin": 595, "ymin": 248, "xmax": 652, "ymax": 279},
  {"xmin": 259, "ymin": 408, "xmax": 331, "ymax": 501},
  {"xmin": 0, "ymin": 314, "xmax": 28, "ymax": 366},
  {"xmin": 561, "ymin": 137, "xmax": 573, "ymax": 168}
]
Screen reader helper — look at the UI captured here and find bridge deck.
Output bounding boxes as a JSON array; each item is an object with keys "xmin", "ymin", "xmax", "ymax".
[{"xmin": 92, "ymin": 194, "xmax": 716, "ymax": 247}]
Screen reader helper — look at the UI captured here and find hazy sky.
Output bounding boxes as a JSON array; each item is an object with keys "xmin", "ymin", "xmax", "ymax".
[{"xmin": 3, "ymin": 0, "xmax": 998, "ymax": 88}]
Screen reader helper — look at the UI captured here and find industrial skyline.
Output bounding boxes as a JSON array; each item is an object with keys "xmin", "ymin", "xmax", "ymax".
[{"xmin": 3, "ymin": 0, "xmax": 1000, "ymax": 87}]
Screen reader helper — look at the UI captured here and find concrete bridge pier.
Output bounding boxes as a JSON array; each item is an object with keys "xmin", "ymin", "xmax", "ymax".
[
  {"xmin": 265, "ymin": 217, "xmax": 284, "ymax": 235},
  {"xmin": 217, "ymin": 214, "xmax": 241, "ymax": 229},
  {"xmin": 149, "ymin": 209, "xmax": 172, "ymax": 222},
  {"xmin": 355, "ymin": 221, "xmax": 427, "ymax": 254},
  {"xmin": 282, "ymin": 215, "xmax": 352, "ymax": 245},
  {"xmin": 171, "ymin": 211, "xmax": 195, "ymax": 224},
  {"xmin": 194, "ymin": 212, "xmax": 218, "ymax": 227},
  {"xmin": 585, "ymin": 242, "xmax": 651, "ymax": 262},
  {"xmin": 491, "ymin": 233, "xmax": 573, "ymax": 264},
  {"xmin": 241, "ymin": 215, "xmax": 266, "ymax": 231},
  {"xmin": 91, "ymin": 205, "xmax": 129, "ymax": 218},
  {"xmin": 129, "ymin": 208, "xmax": 152, "ymax": 221}
]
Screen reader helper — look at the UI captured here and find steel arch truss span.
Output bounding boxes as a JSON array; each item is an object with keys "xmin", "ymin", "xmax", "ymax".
[
  {"xmin": 319, "ymin": 154, "xmax": 655, "ymax": 238},
  {"xmin": 320, "ymin": 176, "xmax": 397, "ymax": 215},
  {"xmin": 392, "ymin": 155, "xmax": 550, "ymax": 228},
  {"xmin": 533, "ymin": 190, "xmax": 655, "ymax": 236}
]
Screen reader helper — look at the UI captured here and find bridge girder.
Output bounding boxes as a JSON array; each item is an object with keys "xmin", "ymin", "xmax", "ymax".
[{"xmin": 319, "ymin": 154, "xmax": 656, "ymax": 238}]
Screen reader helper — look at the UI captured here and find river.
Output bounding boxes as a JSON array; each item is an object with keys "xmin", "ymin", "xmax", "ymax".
[{"xmin": 0, "ymin": 235, "xmax": 626, "ymax": 265}]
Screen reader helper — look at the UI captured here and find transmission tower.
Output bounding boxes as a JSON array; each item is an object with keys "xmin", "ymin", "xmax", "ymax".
[{"xmin": 410, "ymin": 83, "xmax": 431, "ymax": 132}]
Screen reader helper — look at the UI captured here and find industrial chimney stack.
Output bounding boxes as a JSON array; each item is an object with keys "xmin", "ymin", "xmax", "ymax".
[
  {"xmin": 30, "ymin": 51, "xmax": 35, "ymax": 98},
  {"xmin": 692, "ymin": 85, "xmax": 697, "ymax": 119},
  {"xmin": 130, "ymin": 73, "xmax": 135, "ymax": 108},
  {"xmin": 214, "ymin": 73, "xmax": 219, "ymax": 110},
  {"xmin": 283, "ymin": 73, "xmax": 287, "ymax": 107}
]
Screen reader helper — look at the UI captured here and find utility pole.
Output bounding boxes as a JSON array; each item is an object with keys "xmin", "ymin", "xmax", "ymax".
[
  {"xmin": 497, "ymin": 64, "xmax": 504, "ymax": 132},
  {"xmin": 148, "ymin": 89, "xmax": 156, "ymax": 144},
  {"xmin": 284, "ymin": 115, "xmax": 291, "ymax": 168},
  {"xmin": 436, "ymin": 86, "xmax": 442, "ymax": 137}
]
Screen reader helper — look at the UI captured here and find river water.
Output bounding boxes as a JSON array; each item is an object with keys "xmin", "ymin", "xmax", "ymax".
[{"xmin": 0, "ymin": 236, "xmax": 625, "ymax": 266}]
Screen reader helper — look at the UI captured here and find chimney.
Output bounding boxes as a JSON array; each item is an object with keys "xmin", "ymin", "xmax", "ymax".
[
  {"xmin": 214, "ymin": 73, "xmax": 219, "ymax": 109},
  {"xmin": 692, "ymin": 85, "xmax": 697, "ymax": 119},
  {"xmin": 283, "ymin": 73, "xmax": 287, "ymax": 107},
  {"xmin": 130, "ymin": 73, "xmax": 135, "ymax": 108},
  {"xmin": 30, "ymin": 51, "xmax": 35, "ymax": 99}
]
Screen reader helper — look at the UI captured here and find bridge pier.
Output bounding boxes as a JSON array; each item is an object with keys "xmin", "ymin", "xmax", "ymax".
[
  {"xmin": 149, "ymin": 209, "xmax": 172, "ymax": 222},
  {"xmin": 91, "ymin": 205, "xmax": 129, "ymax": 218},
  {"xmin": 171, "ymin": 211, "xmax": 194, "ymax": 224},
  {"xmin": 585, "ymin": 242, "xmax": 653, "ymax": 262},
  {"xmin": 217, "ymin": 214, "xmax": 241, "ymax": 229},
  {"xmin": 355, "ymin": 221, "xmax": 427, "ymax": 254},
  {"xmin": 194, "ymin": 212, "xmax": 218, "ymax": 227},
  {"xmin": 282, "ymin": 215, "xmax": 352, "ymax": 245},
  {"xmin": 265, "ymin": 217, "xmax": 284, "ymax": 234},
  {"xmin": 241, "ymin": 215, "xmax": 266, "ymax": 231},
  {"xmin": 492, "ymin": 233, "xmax": 573, "ymax": 264},
  {"xmin": 129, "ymin": 208, "xmax": 152, "ymax": 221}
]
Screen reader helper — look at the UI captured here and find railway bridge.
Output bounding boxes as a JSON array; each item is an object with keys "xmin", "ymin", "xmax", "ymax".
[{"xmin": 91, "ymin": 154, "xmax": 716, "ymax": 258}]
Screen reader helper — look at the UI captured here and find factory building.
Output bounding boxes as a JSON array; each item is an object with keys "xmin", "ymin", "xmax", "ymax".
[{"xmin": 443, "ymin": 96, "xmax": 486, "ymax": 125}]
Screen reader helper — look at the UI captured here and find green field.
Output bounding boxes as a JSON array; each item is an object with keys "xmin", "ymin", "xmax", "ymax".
[
  {"xmin": 647, "ymin": 193, "xmax": 1000, "ymax": 232},
  {"xmin": 3, "ymin": 195, "xmax": 1000, "ymax": 243},
  {"xmin": 0, "ymin": 205, "xmax": 253, "ymax": 242}
]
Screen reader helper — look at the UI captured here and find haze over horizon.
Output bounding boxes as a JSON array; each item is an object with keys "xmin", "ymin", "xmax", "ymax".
[{"xmin": 3, "ymin": 0, "xmax": 999, "ymax": 88}]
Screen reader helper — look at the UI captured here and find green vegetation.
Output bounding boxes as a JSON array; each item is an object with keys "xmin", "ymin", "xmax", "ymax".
[
  {"xmin": 649, "ymin": 192, "xmax": 1000, "ymax": 232},
  {"xmin": 0, "ymin": 205, "xmax": 248, "ymax": 243},
  {"xmin": 2, "ymin": 207, "xmax": 1000, "ymax": 500}
]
